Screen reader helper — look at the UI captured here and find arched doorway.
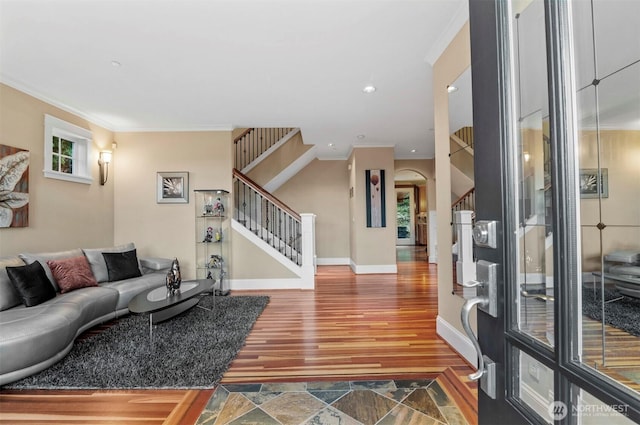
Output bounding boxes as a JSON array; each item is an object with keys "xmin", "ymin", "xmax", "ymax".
[{"xmin": 394, "ymin": 169, "xmax": 428, "ymax": 248}]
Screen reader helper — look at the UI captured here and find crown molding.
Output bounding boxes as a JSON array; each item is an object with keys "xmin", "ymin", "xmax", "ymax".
[
  {"xmin": 424, "ymin": 1, "xmax": 469, "ymax": 66},
  {"xmin": 1, "ymin": 75, "xmax": 117, "ymax": 131}
]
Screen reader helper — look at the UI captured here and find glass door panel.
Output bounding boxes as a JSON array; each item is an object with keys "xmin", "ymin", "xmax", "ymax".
[
  {"xmin": 572, "ymin": 0, "xmax": 640, "ymax": 398},
  {"xmin": 571, "ymin": 385, "xmax": 636, "ymax": 424},
  {"xmin": 511, "ymin": 0, "xmax": 555, "ymax": 349},
  {"xmin": 512, "ymin": 346, "xmax": 555, "ymax": 424}
]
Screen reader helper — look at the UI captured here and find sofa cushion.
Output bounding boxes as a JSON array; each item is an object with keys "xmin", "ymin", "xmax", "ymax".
[
  {"xmin": 6, "ymin": 262, "xmax": 56, "ymax": 307},
  {"xmin": 83, "ymin": 243, "xmax": 136, "ymax": 283},
  {"xmin": 101, "ymin": 270, "xmax": 167, "ymax": 310},
  {"xmin": 47, "ymin": 256, "xmax": 99, "ymax": 294},
  {"xmin": 19, "ymin": 248, "xmax": 84, "ymax": 292},
  {"xmin": 609, "ymin": 265, "xmax": 640, "ymax": 278},
  {"xmin": 0, "ymin": 256, "xmax": 26, "ymax": 311},
  {"xmin": 102, "ymin": 249, "xmax": 142, "ymax": 282},
  {"xmin": 0, "ymin": 303, "xmax": 80, "ymax": 376},
  {"xmin": 604, "ymin": 250, "xmax": 640, "ymax": 264}
]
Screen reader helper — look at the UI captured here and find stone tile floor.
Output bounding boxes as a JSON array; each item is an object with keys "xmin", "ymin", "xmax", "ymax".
[{"xmin": 196, "ymin": 379, "xmax": 469, "ymax": 425}]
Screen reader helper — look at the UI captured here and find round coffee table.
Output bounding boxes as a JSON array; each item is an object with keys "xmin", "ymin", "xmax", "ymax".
[{"xmin": 129, "ymin": 279, "xmax": 214, "ymax": 338}]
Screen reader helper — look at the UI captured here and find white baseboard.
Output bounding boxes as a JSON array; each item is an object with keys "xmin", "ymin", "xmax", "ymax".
[
  {"xmin": 349, "ymin": 262, "xmax": 398, "ymax": 274},
  {"xmin": 519, "ymin": 273, "xmax": 546, "ymax": 284},
  {"xmin": 436, "ymin": 315, "xmax": 478, "ymax": 367},
  {"xmin": 230, "ymin": 278, "xmax": 313, "ymax": 290},
  {"xmin": 317, "ymin": 257, "xmax": 350, "ymax": 266}
]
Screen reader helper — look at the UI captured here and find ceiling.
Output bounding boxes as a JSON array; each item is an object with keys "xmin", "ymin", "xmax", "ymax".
[{"xmin": 0, "ymin": 0, "xmax": 468, "ymax": 160}]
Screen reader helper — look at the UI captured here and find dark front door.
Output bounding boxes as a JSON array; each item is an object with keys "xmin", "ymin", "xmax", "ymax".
[{"xmin": 468, "ymin": 0, "xmax": 640, "ymax": 423}]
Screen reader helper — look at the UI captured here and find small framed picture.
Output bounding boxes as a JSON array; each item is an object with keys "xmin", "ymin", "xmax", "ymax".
[
  {"xmin": 579, "ymin": 168, "xmax": 608, "ymax": 199},
  {"xmin": 157, "ymin": 172, "xmax": 189, "ymax": 203}
]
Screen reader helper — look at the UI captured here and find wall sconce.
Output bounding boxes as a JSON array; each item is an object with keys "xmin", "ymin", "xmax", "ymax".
[
  {"xmin": 98, "ymin": 151, "xmax": 112, "ymax": 185},
  {"xmin": 523, "ymin": 152, "xmax": 531, "ymax": 162}
]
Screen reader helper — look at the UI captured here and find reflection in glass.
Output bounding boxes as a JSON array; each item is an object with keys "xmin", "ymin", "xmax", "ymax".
[
  {"xmin": 511, "ymin": 0, "xmax": 555, "ymax": 348},
  {"xmin": 449, "ymin": 67, "xmax": 475, "ymax": 296},
  {"xmin": 571, "ymin": 384, "xmax": 636, "ymax": 425},
  {"xmin": 512, "ymin": 347, "xmax": 555, "ymax": 425},
  {"xmin": 573, "ymin": 0, "xmax": 640, "ymax": 398}
]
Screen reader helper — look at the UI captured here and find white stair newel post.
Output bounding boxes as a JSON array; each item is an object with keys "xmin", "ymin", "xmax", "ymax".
[
  {"xmin": 300, "ymin": 213, "xmax": 317, "ymax": 289},
  {"xmin": 454, "ymin": 210, "xmax": 476, "ymax": 286}
]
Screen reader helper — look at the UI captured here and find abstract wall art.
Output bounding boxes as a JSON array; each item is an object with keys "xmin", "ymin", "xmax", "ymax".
[
  {"xmin": 0, "ymin": 144, "xmax": 29, "ymax": 228},
  {"xmin": 366, "ymin": 169, "xmax": 386, "ymax": 228}
]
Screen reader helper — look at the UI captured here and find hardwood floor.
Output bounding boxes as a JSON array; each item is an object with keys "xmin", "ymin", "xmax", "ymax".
[{"xmin": 0, "ymin": 247, "xmax": 478, "ymax": 424}]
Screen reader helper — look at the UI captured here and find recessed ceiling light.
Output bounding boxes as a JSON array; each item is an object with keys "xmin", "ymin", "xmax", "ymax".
[
  {"xmin": 328, "ymin": 143, "xmax": 334, "ymax": 147},
  {"xmin": 362, "ymin": 85, "xmax": 376, "ymax": 94},
  {"xmin": 411, "ymin": 149, "xmax": 417, "ymax": 153},
  {"xmin": 447, "ymin": 85, "xmax": 458, "ymax": 93},
  {"xmin": 356, "ymin": 134, "xmax": 366, "ymax": 139},
  {"xmin": 111, "ymin": 60, "xmax": 122, "ymax": 67}
]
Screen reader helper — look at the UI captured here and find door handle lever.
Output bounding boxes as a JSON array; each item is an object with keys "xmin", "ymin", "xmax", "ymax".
[
  {"xmin": 461, "ymin": 296, "xmax": 489, "ymax": 381},
  {"xmin": 462, "ymin": 280, "xmax": 483, "ymax": 288},
  {"xmin": 521, "ymin": 289, "xmax": 555, "ymax": 302}
]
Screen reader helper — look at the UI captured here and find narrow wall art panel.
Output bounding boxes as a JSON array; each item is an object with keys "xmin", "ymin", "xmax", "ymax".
[
  {"xmin": 366, "ymin": 169, "xmax": 386, "ymax": 228},
  {"xmin": 0, "ymin": 144, "xmax": 29, "ymax": 228}
]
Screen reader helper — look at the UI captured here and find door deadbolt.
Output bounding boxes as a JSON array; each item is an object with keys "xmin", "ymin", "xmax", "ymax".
[{"xmin": 473, "ymin": 220, "xmax": 498, "ymax": 249}]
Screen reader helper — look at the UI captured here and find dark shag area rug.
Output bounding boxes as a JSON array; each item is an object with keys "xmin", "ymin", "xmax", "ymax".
[
  {"xmin": 5, "ymin": 295, "xmax": 269, "ymax": 389},
  {"xmin": 582, "ymin": 287, "xmax": 640, "ymax": 337}
]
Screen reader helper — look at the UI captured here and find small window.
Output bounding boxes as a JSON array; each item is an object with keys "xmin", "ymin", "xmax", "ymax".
[{"xmin": 44, "ymin": 115, "xmax": 93, "ymax": 184}]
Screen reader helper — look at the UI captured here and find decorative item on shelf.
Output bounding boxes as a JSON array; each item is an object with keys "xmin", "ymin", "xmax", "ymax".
[
  {"xmin": 215, "ymin": 228, "xmax": 222, "ymax": 242},
  {"xmin": 217, "ymin": 269, "xmax": 229, "ymax": 296},
  {"xmin": 203, "ymin": 226, "xmax": 214, "ymax": 242},
  {"xmin": 165, "ymin": 258, "xmax": 182, "ymax": 295},
  {"xmin": 208, "ymin": 254, "xmax": 223, "ymax": 269},
  {"xmin": 206, "ymin": 270, "xmax": 214, "ymax": 280},
  {"xmin": 213, "ymin": 197, "xmax": 225, "ymax": 216}
]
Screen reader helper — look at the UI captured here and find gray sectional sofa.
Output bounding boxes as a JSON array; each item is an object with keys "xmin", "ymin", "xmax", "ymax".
[
  {"xmin": 604, "ymin": 250, "xmax": 640, "ymax": 299},
  {"xmin": 0, "ymin": 243, "xmax": 171, "ymax": 386}
]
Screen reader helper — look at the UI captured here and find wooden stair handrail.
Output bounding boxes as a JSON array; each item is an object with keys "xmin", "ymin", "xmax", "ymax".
[
  {"xmin": 454, "ymin": 126, "xmax": 474, "ymax": 149},
  {"xmin": 233, "ymin": 168, "xmax": 301, "ymax": 221},
  {"xmin": 452, "ymin": 187, "xmax": 475, "ymax": 208},
  {"xmin": 233, "ymin": 128, "xmax": 254, "ymax": 143}
]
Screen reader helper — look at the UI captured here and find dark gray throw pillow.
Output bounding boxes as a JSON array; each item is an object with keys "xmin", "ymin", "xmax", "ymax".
[
  {"xmin": 6, "ymin": 261, "xmax": 56, "ymax": 307},
  {"xmin": 102, "ymin": 249, "xmax": 142, "ymax": 282}
]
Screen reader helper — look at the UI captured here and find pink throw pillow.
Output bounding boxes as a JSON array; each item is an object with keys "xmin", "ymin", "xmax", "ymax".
[{"xmin": 47, "ymin": 256, "xmax": 99, "ymax": 294}]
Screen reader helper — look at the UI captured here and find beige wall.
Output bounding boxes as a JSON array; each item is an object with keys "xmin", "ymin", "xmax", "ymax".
[
  {"xmin": 450, "ymin": 138, "xmax": 474, "ymax": 184},
  {"xmin": 247, "ymin": 132, "xmax": 312, "ymax": 185},
  {"xmin": 112, "ymin": 131, "xmax": 233, "ymax": 280},
  {"xmin": 230, "ymin": 227, "xmax": 298, "ymax": 278},
  {"xmin": 274, "ymin": 158, "xmax": 350, "ymax": 261},
  {"xmin": 0, "ymin": 84, "xmax": 115, "ymax": 256},
  {"xmin": 349, "ymin": 147, "xmax": 397, "ymax": 270},
  {"xmin": 434, "ymin": 23, "xmax": 474, "ymax": 335},
  {"xmin": 579, "ymin": 130, "xmax": 640, "ymax": 270}
]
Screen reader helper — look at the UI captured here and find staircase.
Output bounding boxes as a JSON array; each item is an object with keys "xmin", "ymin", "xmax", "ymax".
[
  {"xmin": 232, "ymin": 128, "xmax": 316, "ymax": 289},
  {"xmin": 234, "ymin": 127, "xmax": 296, "ymax": 171},
  {"xmin": 450, "ymin": 127, "xmax": 475, "ymax": 260},
  {"xmin": 233, "ymin": 168, "xmax": 303, "ymax": 266},
  {"xmin": 450, "ymin": 126, "xmax": 475, "ymax": 218}
]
